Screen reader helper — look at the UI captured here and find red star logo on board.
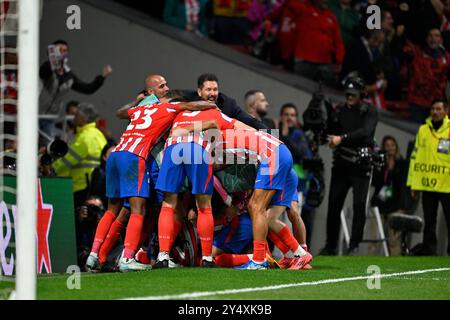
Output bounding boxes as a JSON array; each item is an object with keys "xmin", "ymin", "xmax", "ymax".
[{"xmin": 36, "ymin": 179, "xmax": 53, "ymax": 274}]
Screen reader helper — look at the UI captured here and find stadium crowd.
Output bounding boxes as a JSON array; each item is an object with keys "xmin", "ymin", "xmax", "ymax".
[{"xmin": 116, "ymin": 0, "xmax": 450, "ymax": 123}]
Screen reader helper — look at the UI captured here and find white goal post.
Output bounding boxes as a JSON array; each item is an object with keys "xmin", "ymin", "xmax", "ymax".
[{"xmin": 15, "ymin": 0, "xmax": 40, "ymax": 300}]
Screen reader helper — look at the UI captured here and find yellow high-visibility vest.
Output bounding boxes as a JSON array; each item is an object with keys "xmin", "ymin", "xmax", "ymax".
[
  {"xmin": 407, "ymin": 116, "xmax": 450, "ymax": 193},
  {"xmin": 52, "ymin": 122, "xmax": 107, "ymax": 192}
]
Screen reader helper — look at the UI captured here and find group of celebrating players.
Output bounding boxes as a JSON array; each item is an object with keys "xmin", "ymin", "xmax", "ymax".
[{"xmin": 85, "ymin": 73, "xmax": 313, "ymax": 272}]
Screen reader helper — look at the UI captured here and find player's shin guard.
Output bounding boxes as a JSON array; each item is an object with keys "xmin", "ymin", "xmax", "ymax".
[
  {"xmin": 98, "ymin": 219, "xmax": 124, "ymax": 264},
  {"xmin": 138, "ymin": 213, "xmax": 154, "ymax": 249},
  {"xmin": 267, "ymin": 230, "xmax": 290, "ymax": 254},
  {"xmin": 169, "ymin": 218, "xmax": 182, "ymax": 249},
  {"xmin": 158, "ymin": 206, "xmax": 176, "ymax": 252},
  {"xmin": 123, "ymin": 213, "xmax": 144, "ymax": 259},
  {"xmin": 197, "ymin": 207, "xmax": 214, "ymax": 257},
  {"xmin": 277, "ymin": 226, "xmax": 306, "ymax": 256},
  {"xmin": 91, "ymin": 210, "xmax": 116, "ymax": 254},
  {"xmin": 253, "ymin": 240, "xmax": 267, "ymax": 263},
  {"xmin": 214, "ymin": 254, "xmax": 251, "ymax": 267}
]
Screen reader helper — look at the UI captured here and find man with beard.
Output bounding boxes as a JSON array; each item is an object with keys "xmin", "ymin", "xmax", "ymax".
[
  {"xmin": 184, "ymin": 74, "xmax": 269, "ymax": 130},
  {"xmin": 244, "ymin": 90, "xmax": 276, "ymax": 130}
]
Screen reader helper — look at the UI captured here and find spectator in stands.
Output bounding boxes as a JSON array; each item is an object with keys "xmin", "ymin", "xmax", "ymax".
[
  {"xmin": 268, "ymin": 0, "xmax": 297, "ymax": 69},
  {"xmin": 404, "ymin": 28, "xmax": 450, "ymax": 123},
  {"xmin": 377, "ymin": 10, "xmax": 405, "ymax": 101},
  {"xmin": 328, "ymin": 0, "xmax": 361, "ymax": 51},
  {"xmin": 212, "ymin": 0, "xmax": 252, "ymax": 46},
  {"xmin": 163, "ymin": 0, "xmax": 210, "ymax": 36},
  {"xmin": 341, "ymin": 29, "xmax": 387, "ymax": 109},
  {"xmin": 52, "ymin": 103, "xmax": 107, "ymax": 210},
  {"xmin": 2, "ymin": 46, "xmax": 17, "ymax": 136},
  {"xmin": 244, "ymin": 89, "xmax": 276, "ymax": 129},
  {"xmin": 403, "ymin": 0, "xmax": 443, "ymax": 46},
  {"xmin": 371, "ymin": 135, "xmax": 412, "ymax": 255},
  {"xmin": 440, "ymin": 0, "xmax": 450, "ymax": 49},
  {"xmin": 278, "ymin": 103, "xmax": 317, "ymax": 247},
  {"xmin": 38, "ymin": 40, "xmax": 112, "ymax": 142},
  {"xmin": 371, "ymin": 135, "xmax": 410, "ymax": 215},
  {"xmin": 248, "ymin": 0, "xmax": 279, "ymax": 43},
  {"xmin": 288, "ymin": 0, "xmax": 345, "ymax": 88},
  {"xmin": 61, "ymin": 100, "xmax": 79, "ymax": 142},
  {"xmin": 88, "ymin": 140, "xmax": 117, "ymax": 208}
]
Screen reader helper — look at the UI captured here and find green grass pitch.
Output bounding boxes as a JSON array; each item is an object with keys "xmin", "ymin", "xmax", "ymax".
[{"xmin": 1, "ymin": 257, "xmax": 450, "ymax": 300}]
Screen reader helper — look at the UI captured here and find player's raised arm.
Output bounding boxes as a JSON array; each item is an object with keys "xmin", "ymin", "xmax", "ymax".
[
  {"xmin": 178, "ymin": 100, "xmax": 218, "ymax": 111},
  {"xmin": 232, "ymin": 119, "xmax": 254, "ymax": 130},
  {"xmin": 171, "ymin": 120, "xmax": 219, "ymax": 137},
  {"xmin": 115, "ymin": 93, "xmax": 146, "ymax": 119}
]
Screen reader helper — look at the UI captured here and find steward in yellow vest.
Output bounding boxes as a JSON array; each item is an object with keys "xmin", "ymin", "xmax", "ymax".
[
  {"xmin": 407, "ymin": 100, "xmax": 450, "ymax": 256},
  {"xmin": 52, "ymin": 103, "xmax": 107, "ymax": 195},
  {"xmin": 407, "ymin": 115, "xmax": 450, "ymax": 193}
]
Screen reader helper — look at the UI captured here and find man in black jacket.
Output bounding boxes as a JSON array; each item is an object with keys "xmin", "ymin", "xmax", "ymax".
[
  {"xmin": 39, "ymin": 40, "xmax": 112, "ymax": 141},
  {"xmin": 183, "ymin": 73, "xmax": 268, "ymax": 130},
  {"xmin": 320, "ymin": 77, "xmax": 378, "ymax": 256}
]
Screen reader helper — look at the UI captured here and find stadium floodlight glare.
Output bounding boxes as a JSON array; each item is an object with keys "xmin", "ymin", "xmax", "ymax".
[{"xmin": 15, "ymin": 0, "xmax": 39, "ymax": 300}]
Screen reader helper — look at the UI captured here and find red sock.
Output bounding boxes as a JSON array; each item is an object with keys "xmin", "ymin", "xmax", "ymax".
[
  {"xmin": 214, "ymin": 254, "xmax": 250, "ymax": 267},
  {"xmin": 91, "ymin": 210, "xmax": 116, "ymax": 254},
  {"xmin": 267, "ymin": 230, "xmax": 289, "ymax": 254},
  {"xmin": 158, "ymin": 206, "xmax": 176, "ymax": 252},
  {"xmin": 98, "ymin": 219, "xmax": 124, "ymax": 264},
  {"xmin": 197, "ymin": 207, "xmax": 214, "ymax": 257},
  {"xmin": 277, "ymin": 226, "xmax": 300, "ymax": 253},
  {"xmin": 169, "ymin": 218, "xmax": 182, "ymax": 249},
  {"xmin": 123, "ymin": 213, "xmax": 144, "ymax": 259},
  {"xmin": 253, "ymin": 240, "xmax": 267, "ymax": 262},
  {"xmin": 138, "ymin": 214, "xmax": 153, "ymax": 248}
]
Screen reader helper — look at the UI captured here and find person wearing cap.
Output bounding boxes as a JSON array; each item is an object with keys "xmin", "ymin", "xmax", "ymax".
[
  {"xmin": 319, "ymin": 77, "xmax": 379, "ymax": 256},
  {"xmin": 52, "ymin": 103, "xmax": 107, "ymax": 209}
]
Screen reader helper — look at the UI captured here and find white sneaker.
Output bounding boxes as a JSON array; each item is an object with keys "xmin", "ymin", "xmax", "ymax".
[
  {"xmin": 168, "ymin": 260, "xmax": 182, "ymax": 268},
  {"xmin": 86, "ymin": 253, "xmax": 101, "ymax": 272},
  {"xmin": 118, "ymin": 257, "xmax": 152, "ymax": 272},
  {"xmin": 153, "ymin": 252, "xmax": 170, "ymax": 269}
]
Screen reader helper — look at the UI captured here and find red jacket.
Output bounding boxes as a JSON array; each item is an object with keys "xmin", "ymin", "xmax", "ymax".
[
  {"xmin": 288, "ymin": 1, "xmax": 345, "ymax": 65},
  {"xmin": 269, "ymin": 0, "xmax": 297, "ymax": 61},
  {"xmin": 404, "ymin": 41, "xmax": 450, "ymax": 107}
]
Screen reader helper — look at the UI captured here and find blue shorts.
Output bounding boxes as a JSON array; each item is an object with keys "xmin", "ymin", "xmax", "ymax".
[
  {"xmin": 148, "ymin": 155, "xmax": 163, "ymax": 204},
  {"xmin": 254, "ymin": 144, "xmax": 293, "ymax": 191},
  {"xmin": 271, "ymin": 168, "xmax": 298, "ymax": 209},
  {"xmin": 156, "ymin": 142, "xmax": 214, "ymax": 195},
  {"xmin": 213, "ymin": 213, "xmax": 253, "ymax": 254},
  {"xmin": 106, "ymin": 151, "xmax": 150, "ymax": 199}
]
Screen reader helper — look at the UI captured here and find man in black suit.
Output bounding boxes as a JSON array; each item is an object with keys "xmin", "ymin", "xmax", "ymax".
[
  {"xmin": 184, "ymin": 73, "xmax": 268, "ymax": 130},
  {"xmin": 340, "ymin": 29, "xmax": 387, "ymax": 110}
]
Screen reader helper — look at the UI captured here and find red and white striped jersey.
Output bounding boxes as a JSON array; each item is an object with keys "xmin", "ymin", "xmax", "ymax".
[
  {"xmin": 218, "ymin": 129, "xmax": 284, "ymax": 164},
  {"xmin": 114, "ymin": 102, "xmax": 181, "ymax": 158},
  {"xmin": 164, "ymin": 109, "xmax": 235, "ymax": 151}
]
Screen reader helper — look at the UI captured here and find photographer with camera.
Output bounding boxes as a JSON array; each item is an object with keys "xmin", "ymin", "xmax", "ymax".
[
  {"xmin": 77, "ymin": 196, "xmax": 106, "ymax": 268},
  {"xmin": 319, "ymin": 76, "xmax": 378, "ymax": 256},
  {"xmin": 279, "ymin": 103, "xmax": 320, "ymax": 248}
]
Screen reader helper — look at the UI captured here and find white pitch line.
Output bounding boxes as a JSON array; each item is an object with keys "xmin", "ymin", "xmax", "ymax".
[{"xmin": 122, "ymin": 267, "xmax": 450, "ymax": 300}]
